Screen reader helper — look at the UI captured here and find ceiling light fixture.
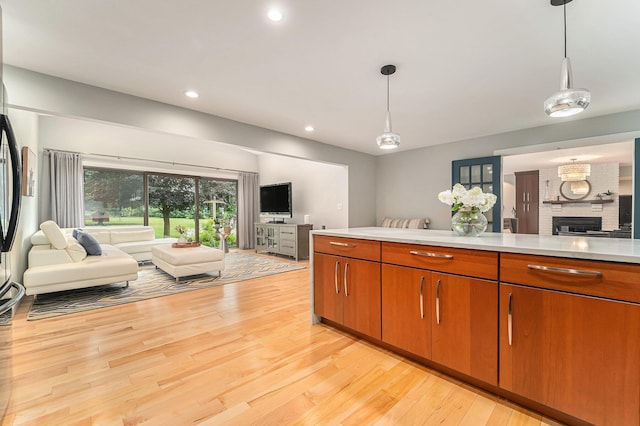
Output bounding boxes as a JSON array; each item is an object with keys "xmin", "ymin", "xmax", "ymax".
[
  {"xmin": 544, "ymin": 0, "xmax": 590, "ymax": 118},
  {"xmin": 376, "ymin": 64, "xmax": 400, "ymax": 150},
  {"xmin": 267, "ymin": 8, "xmax": 283, "ymax": 22},
  {"xmin": 185, "ymin": 90, "xmax": 199, "ymax": 98},
  {"xmin": 304, "ymin": 125, "xmax": 314, "ymax": 132},
  {"xmin": 558, "ymin": 158, "xmax": 591, "ymax": 181}
]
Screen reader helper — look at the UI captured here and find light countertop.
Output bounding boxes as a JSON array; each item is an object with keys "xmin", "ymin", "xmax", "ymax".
[{"xmin": 311, "ymin": 227, "xmax": 640, "ymax": 263}]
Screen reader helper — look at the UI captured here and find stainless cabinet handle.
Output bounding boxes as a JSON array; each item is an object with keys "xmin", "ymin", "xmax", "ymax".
[
  {"xmin": 526, "ymin": 202, "xmax": 530, "ymax": 212},
  {"xmin": 527, "ymin": 192, "xmax": 530, "ymax": 202},
  {"xmin": 435, "ymin": 279, "xmax": 441, "ymax": 324},
  {"xmin": 330, "ymin": 241, "xmax": 356, "ymax": 247},
  {"xmin": 410, "ymin": 251, "xmax": 454, "ymax": 260},
  {"xmin": 508, "ymin": 292, "xmax": 513, "ymax": 346},
  {"xmin": 522, "ymin": 193, "xmax": 525, "ymax": 202},
  {"xmin": 527, "ymin": 264, "xmax": 602, "ymax": 277},
  {"xmin": 334, "ymin": 260, "xmax": 340, "ymax": 294},
  {"xmin": 419, "ymin": 276, "xmax": 424, "ymax": 319},
  {"xmin": 343, "ymin": 262, "xmax": 349, "ymax": 296}
]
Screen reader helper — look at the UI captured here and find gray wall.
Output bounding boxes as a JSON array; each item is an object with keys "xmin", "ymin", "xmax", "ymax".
[
  {"xmin": 377, "ymin": 110, "xmax": 640, "ymax": 230},
  {"xmin": 4, "ymin": 65, "xmax": 377, "ymax": 228}
]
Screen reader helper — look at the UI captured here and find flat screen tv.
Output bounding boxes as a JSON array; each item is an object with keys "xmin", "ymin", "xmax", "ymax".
[{"xmin": 260, "ymin": 182, "xmax": 292, "ymax": 221}]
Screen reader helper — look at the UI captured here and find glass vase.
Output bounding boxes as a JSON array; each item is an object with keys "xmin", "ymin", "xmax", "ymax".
[{"xmin": 451, "ymin": 208, "xmax": 488, "ymax": 237}]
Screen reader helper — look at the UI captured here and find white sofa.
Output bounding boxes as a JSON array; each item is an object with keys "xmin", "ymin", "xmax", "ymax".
[
  {"xmin": 30, "ymin": 225, "xmax": 177, "ymax": 262},
  {"xmin": 24, "ymin": 224, "xmax": 177, "ymax": 296}
]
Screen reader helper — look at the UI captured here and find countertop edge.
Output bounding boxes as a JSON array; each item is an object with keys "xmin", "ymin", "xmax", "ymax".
[{"xmin": 311, "ymin": 228, "xmax": 640, "ymax": 264}]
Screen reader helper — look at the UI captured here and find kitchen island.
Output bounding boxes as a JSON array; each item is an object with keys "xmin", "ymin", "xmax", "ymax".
[{"xmin": 310, "ymin": 228, "xmax": 640, "ymax": 426}]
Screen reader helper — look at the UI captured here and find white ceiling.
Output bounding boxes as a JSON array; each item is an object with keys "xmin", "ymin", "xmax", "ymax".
[
  {"xmin": 2, "ymin": 0, "xmax": 640, "ymax": 156},
  {"xmin": 502, "ymin": 140, "xmax": 634, "ymax": 175}
]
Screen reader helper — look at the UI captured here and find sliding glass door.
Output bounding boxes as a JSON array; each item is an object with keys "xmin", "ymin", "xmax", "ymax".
[{"xmin": 84, "ymin": 167, "xmax": 239, "ymax": 247}]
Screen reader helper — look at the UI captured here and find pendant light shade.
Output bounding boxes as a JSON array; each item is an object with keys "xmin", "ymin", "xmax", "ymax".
[
  {"xmin": 544, "ymin": 0, "xmax": 590, "ymax": 118},
  {"xmin": 376, "ymin": 64, "xmax": 400, "ymax": 150},
  {"xmin": 558, "ymin": 158, "xmax": 591, "ymax": 181}
]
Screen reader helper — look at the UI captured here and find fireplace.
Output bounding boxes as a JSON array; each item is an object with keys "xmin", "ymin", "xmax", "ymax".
[{"xmin": 552, "ymin": 216, "xmax": 602, "ymax": 235}]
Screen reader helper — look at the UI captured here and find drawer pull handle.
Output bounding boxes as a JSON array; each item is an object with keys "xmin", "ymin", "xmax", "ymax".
[
  {"xmin": 334, "ymin": 261, "xmax": 340, "ymax": 294},
  {"xmin": 410, "ymin": 251, "xmax": 454, "ymax": 260},
  {"xmin": 330, "ymin": 242, "xmax": 356, "ymax": 248},
  {"xmin": 508, "ymin": 292, "xmax": 513, "ymax": 346},
  {"xmin": 419, "ymin": 276, "xmax": 425, "ymax": 319},
  {"xmin": 344, "ymin": 262, "xmax": 349, "ymax": 296},
  {"xmin": 527, "ymin": 264, "xmax": 602, "ymax": 277},
  {"xmin": 436, "ymin": 279, "xmax": 441, "ymax": 324}
]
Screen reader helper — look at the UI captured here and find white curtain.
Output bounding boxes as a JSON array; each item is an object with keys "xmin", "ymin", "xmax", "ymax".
[
  {"xmin": 237, "ymin": 172, "xmax": 259, "ymax": 249},
  {"xmin": 44, "ymin": 150, "xmax": 84, "ymax": 228}
]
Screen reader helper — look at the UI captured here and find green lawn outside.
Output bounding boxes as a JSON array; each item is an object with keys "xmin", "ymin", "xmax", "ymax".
[{"xmin": 84, "ymin": 216, "xmax": 234, "ymax": 242}]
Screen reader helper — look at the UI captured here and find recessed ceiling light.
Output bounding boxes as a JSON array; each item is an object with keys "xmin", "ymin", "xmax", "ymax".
[
  {"xmin": 185, "ymin": 90, "xmax": 199, "ymax": 98},
  {"xmin": 267, "ymin": 8, "xmax": 283, "ymax": 22},
  {"xmin": 305, "ymin": 125, "xmax": 314, "ymax": 132}
]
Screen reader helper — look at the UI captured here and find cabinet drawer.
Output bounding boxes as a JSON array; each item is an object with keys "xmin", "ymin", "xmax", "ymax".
[
  {"xmin": 279, "ymin": 244, "xmax": 296, "ymax": 256},
  {"xmin": 500, "ymin": 253, "xmax": 640, "ymax": 304},
  {"xmin": 313, "ymin": 236, "xmax": 381, "ymax": 262},
  {"xmin": 382, "ymin": 242, "xmax": 498, "ymax": 280},
  {"xmin": 279, "ymin": 228, "xmax": 296, "ymax": 240}
]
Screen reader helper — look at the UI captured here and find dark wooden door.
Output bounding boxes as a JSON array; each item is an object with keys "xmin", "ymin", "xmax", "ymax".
[
  {"xmin": 499, "ymin": 284, "xmax": 640, "ymax": 426},
  {"xmin": 431, "ymin": 273, "xmax": 498, "ymax": 385},
  {"xmin": 515, "ymin": 170, "xmax": 539, "ymax": 234},
  {"xmin": 381, "ymin": 264, "xmax": 431, "ymax": 359}
]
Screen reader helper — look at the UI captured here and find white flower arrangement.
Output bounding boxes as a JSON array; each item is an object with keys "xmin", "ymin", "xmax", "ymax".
[{"xmin": 438, "ymin": 183, "xmax": 497, "ymax": 213}]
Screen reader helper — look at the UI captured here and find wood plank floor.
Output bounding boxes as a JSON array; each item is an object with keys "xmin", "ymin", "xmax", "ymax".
[{"xmin": 3, "ymin": 255, "xmax": 563, "ymax": 425}]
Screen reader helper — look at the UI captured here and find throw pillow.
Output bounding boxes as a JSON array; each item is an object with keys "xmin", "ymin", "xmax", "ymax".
[
  {"xmin": 76, "ymin": 231, "xmax": 102, "ymax": 256},
  {"xmin": 40, "ymin": 220, "xmax": 68, "ymax": 249},
  {"xmin": 72, "ymin": 228, "xmax": 83, "ymax": 239},
  {"xmin": 65, "ymin": 236, "xmax": 87, "ymax": 262}
]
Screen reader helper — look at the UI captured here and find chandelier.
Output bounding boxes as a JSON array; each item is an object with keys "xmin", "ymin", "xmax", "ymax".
[{"xmin": 558, "ymin": 159, "xmax": 591, "ymax": 181}]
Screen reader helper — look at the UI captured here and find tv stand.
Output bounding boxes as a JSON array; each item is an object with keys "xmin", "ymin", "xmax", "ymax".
[{"xmin": 255, "ymin": 223, "xmax": 313, "ymax": 261}]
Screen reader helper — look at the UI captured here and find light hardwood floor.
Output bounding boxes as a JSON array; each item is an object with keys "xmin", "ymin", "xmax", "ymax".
[{"xmin": 3, "ymin": 257, "xmax": 563, "ymax": 425}]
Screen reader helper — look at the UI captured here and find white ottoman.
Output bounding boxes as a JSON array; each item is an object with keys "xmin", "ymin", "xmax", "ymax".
[{"xmin": 151, "ymin": 244, "xmax": 225, "ymax": 282}]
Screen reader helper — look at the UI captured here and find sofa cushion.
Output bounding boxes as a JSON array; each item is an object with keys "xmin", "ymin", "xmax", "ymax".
[
  {"xmin": 76, "ymin": 231, "xmax": 102, "ymax": 256},
  {"xmin": 40, "ymin": 221, "xmax": 68, "ymax": 249},
  {"xmin": 109, "ymin": 228, "xmax": 155, "ymax": 244},
  {"xmin": 65, "ymin": 236, "xmax": 88, "ymax": 262}
]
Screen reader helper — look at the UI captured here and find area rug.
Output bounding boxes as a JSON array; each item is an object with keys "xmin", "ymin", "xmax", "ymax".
[{"xmin": 27, "ymin": 252, "xmax": 306, "ymax": 321}]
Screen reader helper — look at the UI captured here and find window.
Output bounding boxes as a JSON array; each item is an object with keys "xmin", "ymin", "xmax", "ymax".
[
  {"xmin": 84, "ymin": 168, "xmax": 144, "ymax": 225},
  {"xmin": 83, "ymin": 167, "xmax": 238, "ymax": 248}
]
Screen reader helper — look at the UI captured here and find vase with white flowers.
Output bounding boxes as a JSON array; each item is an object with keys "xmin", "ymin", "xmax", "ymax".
[{"xmin": 438, "ymin": 184, "xmax": 497, "ymax": 236}]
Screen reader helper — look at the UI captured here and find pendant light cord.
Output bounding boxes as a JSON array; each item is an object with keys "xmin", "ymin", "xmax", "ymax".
[
  {"xmin": 563, "ymin": 1, "xmax": 567, "ymax": 58},
  {"xmin": 386, "ymin": 75, "xmax": 390, "ymax": 113}
]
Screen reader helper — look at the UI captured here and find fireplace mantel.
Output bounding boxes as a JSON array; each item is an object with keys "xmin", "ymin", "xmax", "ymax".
[{"xmin": 542, "ymin": 199, "xmax": 614, "ymax": 205}]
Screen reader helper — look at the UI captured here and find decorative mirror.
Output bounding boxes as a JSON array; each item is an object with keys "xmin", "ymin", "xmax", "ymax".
[{"xmin": 559, "ymin": 180, "xmax": 591, "ymax": 200}]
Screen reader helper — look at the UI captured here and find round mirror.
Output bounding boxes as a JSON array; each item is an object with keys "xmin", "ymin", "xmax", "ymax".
[{"xmin": 559, "ymin": 180, "xmax": 591, "ymax": 200}]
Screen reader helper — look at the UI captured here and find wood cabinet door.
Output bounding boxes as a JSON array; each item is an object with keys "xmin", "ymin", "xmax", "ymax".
[
  {"xmin": 515, "ymin": 171, "xmax": 539, "ymax": 234},
  {"xmin": 500, "ymin": 284, "xmax": 640, "ymax": 426},
  {"xmin": 381, "ymin": 264, "xmax": 431, "ymax": 359},
  {"xmin": 431, "ymin": 273, "xmax": 498, "ymax": 385},
  {"xmin": 313, "ymin": 253, "xmax": 343, "ymax": 324},
  {"xmin": 342, "ymin": 258, "xmax": 381, "ymax": 339}
]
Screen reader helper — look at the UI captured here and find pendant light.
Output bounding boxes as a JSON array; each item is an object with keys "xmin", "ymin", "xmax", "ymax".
[
  {"xmin": 544, "ymin": 0, "xmax": 590, "ymax": 118},
  {"xmin": 376, "ymin": 64, "xmax": 400, "ymax": 149}
]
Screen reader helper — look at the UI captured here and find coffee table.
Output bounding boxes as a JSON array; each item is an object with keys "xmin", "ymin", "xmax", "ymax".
[{"xmin": 151, "ymin": 244, "xmax": 225, "ymax": 282}]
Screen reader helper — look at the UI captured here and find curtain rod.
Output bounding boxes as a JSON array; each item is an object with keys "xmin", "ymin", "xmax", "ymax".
[{"xmin": 43, "ymin": 148, "xmax": 257, "ymax": 175}]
